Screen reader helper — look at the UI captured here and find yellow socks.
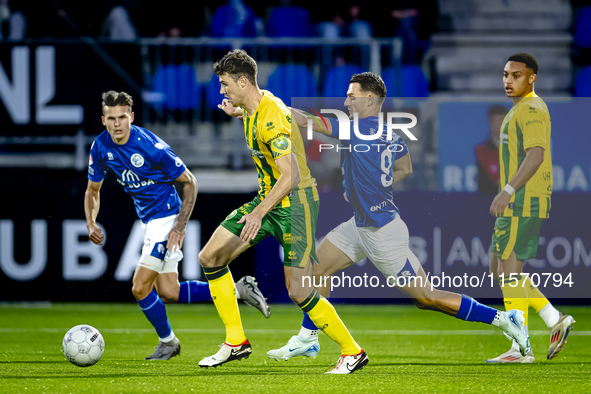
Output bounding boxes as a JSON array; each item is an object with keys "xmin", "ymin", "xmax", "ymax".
[
  {"xmin": 524, "ymin": 276, "xmax": 550, "ymax": 312},
  {"xmin": 499, "ymin": 275, "xmax": 529, "ymax": 326},
  {"xmin": 203, "ymin": 266, "xmax": 246, "ymax": 345},
  {"xmin": 299, "ymin": 290, "xmax": 361, "ymax": 355}
]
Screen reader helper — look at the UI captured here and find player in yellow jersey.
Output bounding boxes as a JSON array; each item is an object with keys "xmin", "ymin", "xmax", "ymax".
[
  {"xmin": 486, "ymin": 53, "xmax": 575, "ymax": 363},
  {"xmin": 197, "ymin": 49, "xmax": 368, "ymax": 374}
]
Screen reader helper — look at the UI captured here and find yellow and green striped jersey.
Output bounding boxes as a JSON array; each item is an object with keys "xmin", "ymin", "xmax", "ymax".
[
  {"xmin": 499, "ymin": 92, "xmax": 552, "ymax": 218},
  {"xmin": 242, "ymin": 90, "xmax": 316, "ymax": 208}
]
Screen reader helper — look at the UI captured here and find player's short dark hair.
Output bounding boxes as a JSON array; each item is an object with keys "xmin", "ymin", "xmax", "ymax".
[
  {"xmin": 101, "ymin": 91, "xmax": 133, "ymax": 114},
  {"xmin": 213, "ymin": 49, "xmax": 258, "ymax": 86},
  {"xmin": 488, "ymin": 105, "xmax": 508, "ymax": 118},
  {"xmin": 507, "ymin": 53, "xmax": 539, "ymax": 74},
  {"xmin": 349, "ymin": 72, "xmax": 387, "ymax": 103}
]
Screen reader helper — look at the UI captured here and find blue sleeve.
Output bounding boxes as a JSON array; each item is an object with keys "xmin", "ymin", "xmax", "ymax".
[
  {"xmin": 328, "ymin": 118, "xmax": 342, "ymax": 139},
  {"xmin": 158, "ymin": 146, "xmax": 187, "ymax": 180},
  {"xmin": 88, "ymin": 141, "xmax": 106, "ymax": 182}
]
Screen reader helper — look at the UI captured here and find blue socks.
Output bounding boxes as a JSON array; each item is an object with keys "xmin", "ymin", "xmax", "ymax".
[
  {"xmin": 178, "ymin": 281, "xmax": 211, "ymax": 303},
  {"xmin": 138, "ymin": 289, "xmax": 172, "ymax": 339},
  {"xmin": 456, "ymin": 294, "xmax": 497, "ymax": 324},
  {"xmin": 302, "ymin": 311, "xmax": 318, "ymax": 330}
]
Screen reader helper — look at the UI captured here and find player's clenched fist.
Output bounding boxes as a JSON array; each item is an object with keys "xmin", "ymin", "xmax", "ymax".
[{"xmin": 87, "ymin": 223, "xmax": 104, "ymax": 245}]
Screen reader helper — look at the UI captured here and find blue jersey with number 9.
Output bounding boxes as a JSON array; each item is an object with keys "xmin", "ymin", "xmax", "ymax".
[{"xmin": 328, "ymin": 116, "xmax": 408, "ymax": 227}]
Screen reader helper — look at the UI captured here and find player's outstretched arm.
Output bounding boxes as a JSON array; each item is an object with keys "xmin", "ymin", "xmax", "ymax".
[
  {"xmin": 168, "ymin": 169, "xmax": 198, "ymax": 251},
  {"xmin": 238, "ymin": 153, "xmax": 301, "ymax": 242},
  {"xmin": 84, "ymin": 180, "xmax": 105, "ymax": 245},
  {"xmin": 289, "ymin": 107, "xmax": 332, "ymax": 136},
  {"xmin": 218, "ymin": 98, "xmax": 243, "ymax": 117},
  {"xmin": 490, "ymin": 146, "xmax": 544, "ymax": 216},
  {"xmin": 392, "ymin": 152, "xmax": 413, "ymax": 184}
]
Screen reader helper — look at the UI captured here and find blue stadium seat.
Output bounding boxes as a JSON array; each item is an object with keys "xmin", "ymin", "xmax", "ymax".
[
  {"xmin": 266, "ymin": 65, "xmax": 316, "ymax": 105},
  {"xmin": 267, "ymin": 7, "xmax": 312, "ymax": 37},
  {"xmin": 151, "ymin": 65, "xmax": 201, "ymax": 110},
  {"xmin": 210, "ymin": 3, "xmax": 257, "ymax": 37},
  {"xmin": 323, "ymin": 65, "xmax": 365, "ymax": 97},
  {"xmin": 576, "ymin": 66, "xmax": 591, "ymax": 97},
  {"xmin": 205, "ymin": 73, "xmax": 225, "ymax": 110},
  {"xmin": 382, "ymin": 65, "xmax": 429, "ymax": 98},
  {"xmin": 575, "ymin": 6, "xmax": 591, "ymax": 49}
]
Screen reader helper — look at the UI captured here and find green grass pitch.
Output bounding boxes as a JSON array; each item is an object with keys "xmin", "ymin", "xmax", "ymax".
[{"xmin": 1, "ymin": 303, "xmax": 590, "ymax": 393}]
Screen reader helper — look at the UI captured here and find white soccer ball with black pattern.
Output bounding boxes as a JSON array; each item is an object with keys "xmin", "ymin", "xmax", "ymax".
[{"xmin": 62, "ymin": 324, "xmax": 105, "ymax": 367}]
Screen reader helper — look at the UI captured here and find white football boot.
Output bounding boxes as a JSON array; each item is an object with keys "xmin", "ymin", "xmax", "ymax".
[
  {"xmin": 199, "ymin": 340, "xmax": 252, "ymax": 368},
  {"xmin": 267, "ymin": 335, "xmax": 320, "ymax": 361},
  {"xmin": 547, "ymin": 312, "xmax": 576, "ymax": 359},
  {"xmin": 325, "ymin": 349, "xmax": 369, "ymax": 374},
  {"xmin": 498, "ymin": 309, "xmax": 531, "ymax": 356},
  {"xmin": 486, "ymin": 348, "xmax": 535, "ymax": 363}
]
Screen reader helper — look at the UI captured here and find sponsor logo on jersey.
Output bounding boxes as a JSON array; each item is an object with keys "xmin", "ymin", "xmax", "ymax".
[
  {"xmin": 370, "ymin": 199, "xmax": 393, "ymax": 212},
  {"xmin": 89, "ymin": 154, "xmax": 93, "ymax": 165},
  {"xmin": 107, "ymin": 152, "xmax": 114, "ymax": 160},
  {"xmin": 88, "ymin": 166, "xmax": 94, "ymax": 176},
  {"xmin": 283, "ymin": 233, "xmax": 291, "ymax": 244},
  {"xmin": 131, "ymin": 153, "xmax": 144, "ymax": 167},
  {"xmin": 175, "ymin": 157, "xmax": 183, "ymax": 167},
  {"xmin": 154, "ymin": 143, "xmax": 164, "ymax": 149},
  {"xmin": 118, "ymin": 169, "xmax": 155, "ymax": 189}
]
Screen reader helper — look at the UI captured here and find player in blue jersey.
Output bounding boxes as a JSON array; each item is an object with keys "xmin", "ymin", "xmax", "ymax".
[
  {"xmin": 267, "ymin": 72, "xmax": 531, "ymax": 361},
  {"xmin": 84, "ymin": 91, "xmax": 270, "ymax": 360}
]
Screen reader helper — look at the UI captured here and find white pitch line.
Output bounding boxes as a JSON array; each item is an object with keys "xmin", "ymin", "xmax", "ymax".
[{"xmin": 0, "ymin": 328, "xmax": 589, "ymax": 336}]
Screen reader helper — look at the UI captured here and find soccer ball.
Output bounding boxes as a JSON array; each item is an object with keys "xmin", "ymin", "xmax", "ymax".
[{"xmin": 62, "ymin": 324, "xmax": 105, "ymax": 367}]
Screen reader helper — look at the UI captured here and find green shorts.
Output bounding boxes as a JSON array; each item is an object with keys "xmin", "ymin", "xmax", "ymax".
[
  {"xmin": 220, "ymin": 187, "xmax": 319, "ymax": 267},
  {"xmin": 491, "ymin": 216, "xmax": 545, "ymax": 261}
]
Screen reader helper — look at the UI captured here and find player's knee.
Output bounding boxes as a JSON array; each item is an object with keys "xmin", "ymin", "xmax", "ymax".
[
  {"xmin": 132, "ymin": 282, "xmax": 150, "ymax": 301},
  {"xmin": 158, "ymin": 290, "xmax": 178, "ymax": 304},
  {"xmin": 289, "ymin": 294, "xmax": 310, "ymax": 307},
  {"xmin": 198, "ymin": 249, "xmax": 217, "ymax": 268}
]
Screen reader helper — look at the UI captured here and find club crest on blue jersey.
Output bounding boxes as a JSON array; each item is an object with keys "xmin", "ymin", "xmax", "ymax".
[{"xmin": 131, "ymin": 153, "xmax": 144, "ymax": 167}]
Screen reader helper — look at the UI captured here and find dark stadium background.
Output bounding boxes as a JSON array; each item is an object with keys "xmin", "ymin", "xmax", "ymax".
[{"xmin": 1, "ymin": 0, "xmax": 590, "ymax": 306}]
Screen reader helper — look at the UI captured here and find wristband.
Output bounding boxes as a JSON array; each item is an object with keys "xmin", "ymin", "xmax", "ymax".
[{"xmin": 503, "ymin": 183, "xmax": 515, "ymax": 196}]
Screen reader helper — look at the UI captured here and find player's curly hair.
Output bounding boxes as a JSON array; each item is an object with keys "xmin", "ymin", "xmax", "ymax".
[
  {"xmin": 349, "ymin": 72, "xmax": 387, "ymax": 104},
  {"xmin": 213, "ymin": 49, "xmax": 258, "ymax": 86},
  {"xmin": 507, "ymin": 53, "xmax": 539, "ymax": 74},
  {"xmin": 101, "ymin": 91, "xmax": 133, "ymax": 114}
]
